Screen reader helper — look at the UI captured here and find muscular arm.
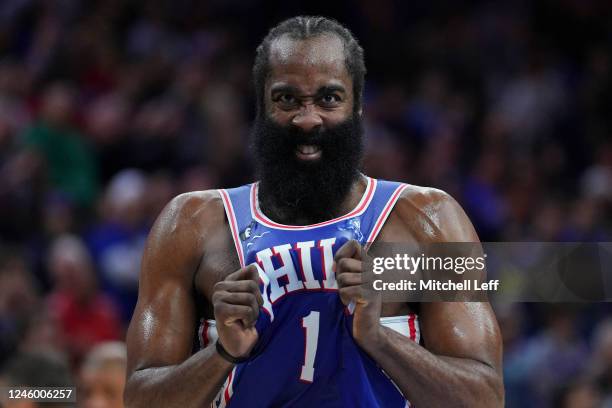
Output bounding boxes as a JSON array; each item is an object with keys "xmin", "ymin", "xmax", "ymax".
[
  {"xmin": 124, "ymin": 192, "xmax": 233, "ymax": 408},
  {"xmin": 366, "ymin": 303, "xmax": 502, "ymax": 408},
  {"xmin": 355, "ymin": 188, "xmax": 503, "ymax": 407}
]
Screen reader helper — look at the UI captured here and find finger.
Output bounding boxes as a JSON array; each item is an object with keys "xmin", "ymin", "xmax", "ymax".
[
  {"xmin": 244, "ymin": 263, "xmax": 260, "ymax": 281},
  {"xmin": 243, "ymin": 266, "xmax": 265, "ymax": 307},
  {"xmin": 214, "ymin": 303, "xmax": 258, "ymax": 327},
  {"xmin": 213, "ymin": 291, "xmax": 259, "ymax": 311},
  {"xmin": 338, "ymin": 286, "xmax": 363, "ymax": 306},
  {"xmin": 335, "ymin": 258, "xmax": 362, "ymax": 274},
  {"xmin": 334, "ymin": 239, "xmax": 362, "ymax": 262},
  {"xmin": 212, "ymin": 290, "xmax": 263, "ymax": 313},
  {"xmin": 215, "ymin": 279, "xmax": 262, "ymax": 299},
  {"xmin": 225, "ymin": 264, "xmax": 259, "ymax": 282},
  {"xmin": 336, "ymin": 272, "xmax": 362, "ymax": 288},
  {"xmin": 222, "ymin": 264, "xmax": 264, "ymax": 306}
]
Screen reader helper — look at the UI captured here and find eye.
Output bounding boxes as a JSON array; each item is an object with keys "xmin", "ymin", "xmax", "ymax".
[
  {"xmin": 319, "ymin": 94, "xmax": 341, "ymax": 106},
  {"xmin": 275, "ymin": 94, "xmax": 297, "ymax": 105}
]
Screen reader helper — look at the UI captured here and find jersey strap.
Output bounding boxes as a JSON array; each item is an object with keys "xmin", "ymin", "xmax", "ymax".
[
  {"xmin": 218, "ymin": 184, "xmax": 254, "ymax": 268},
  {"xmin": 358, "ymin": 179, "xmax": 408, "ymax": 248}
]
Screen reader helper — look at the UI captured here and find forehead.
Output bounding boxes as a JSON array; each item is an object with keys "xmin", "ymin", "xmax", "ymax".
[{"xmin": 267, "ymin": 34, "xmax": 351, "ymax": 92}]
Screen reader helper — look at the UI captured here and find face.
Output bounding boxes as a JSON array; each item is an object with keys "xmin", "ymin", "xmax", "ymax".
[
  {"xmin": 253, "ymin": 34, "xmax": 363, "ymax": 222},
  {"xmin": 79, "ymin": 366, "xmax": 125, "ymax": 408},
  {"xmin": 265, "ymin": 34, "xmax": 355, "ymax": 145}
]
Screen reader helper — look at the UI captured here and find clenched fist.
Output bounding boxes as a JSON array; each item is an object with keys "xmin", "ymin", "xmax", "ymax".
[
  {"xmin": 335, "ymin": 239, "xmax": 382, "ymax": 346},
  {"xmin": 212, "ymin": 264, "xmax": 263, "ymax": 359}
]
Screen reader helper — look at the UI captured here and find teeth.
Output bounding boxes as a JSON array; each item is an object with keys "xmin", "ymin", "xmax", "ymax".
[{"xmin": 297, "ymin": 145, "xmax": 320, "ymax": 154}]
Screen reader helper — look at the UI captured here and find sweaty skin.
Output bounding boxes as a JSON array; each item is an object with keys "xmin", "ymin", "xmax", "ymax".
[
  {"xmin": 125, "ymin": 33, "xmax": 503, "ymax": 407},
  {"xmin": 335, "ymin": 186, "xmax": 504, "ymax": 407}
]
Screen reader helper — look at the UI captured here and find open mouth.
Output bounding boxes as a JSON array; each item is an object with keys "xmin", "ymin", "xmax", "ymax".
[{"xmin": 295, "ymin": 144, "xmax": 322, "ymax": 160}]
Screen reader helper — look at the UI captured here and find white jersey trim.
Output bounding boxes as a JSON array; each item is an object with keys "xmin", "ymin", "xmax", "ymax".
[
  {"xmin": 250, "ymin": 176, "xmax": 376, "ymax": 230},
  {"xmin": 219, "ymin": 189, "xmax": 246, "ymax": 268},
  {"xmin": 364, "ymin": 183, "xmax": 408, "ymax": 250}
]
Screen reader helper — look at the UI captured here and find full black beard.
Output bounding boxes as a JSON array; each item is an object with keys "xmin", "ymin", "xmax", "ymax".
[{"xmin": 252, "ymin": 113, "xmax": 364, "ymax": 224}]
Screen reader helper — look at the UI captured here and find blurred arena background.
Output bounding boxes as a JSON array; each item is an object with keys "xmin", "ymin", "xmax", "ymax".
[{"xmin": 0, "ymin": 1, "xmax": 611, "ymax": 407}]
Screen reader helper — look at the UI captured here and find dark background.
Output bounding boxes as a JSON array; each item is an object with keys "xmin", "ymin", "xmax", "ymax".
[{"xmin": 0, "ymin": 1, "xmax": 611, "ymax": 407}]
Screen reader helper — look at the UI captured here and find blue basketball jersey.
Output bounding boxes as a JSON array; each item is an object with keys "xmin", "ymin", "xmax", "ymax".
[{"xmin": 198, "ymin": 177, "xmax": 420, "ymax": 408}]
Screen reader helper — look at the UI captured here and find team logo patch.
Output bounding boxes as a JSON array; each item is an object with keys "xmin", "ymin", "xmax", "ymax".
[{"xmin": 240, "ymin": 221, "xmax": 256, "ymax": 240}]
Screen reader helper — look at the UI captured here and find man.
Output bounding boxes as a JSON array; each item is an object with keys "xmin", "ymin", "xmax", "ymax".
[
  {"xmin": 79, "ymin": 342, "xmax": 127, "ymax": 408},
  {"xmin": 125, "ymin": 16, "xmax": 503, "ymax": 407}
]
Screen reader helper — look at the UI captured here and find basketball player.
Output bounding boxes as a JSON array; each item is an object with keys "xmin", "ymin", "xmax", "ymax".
[{"xmin": 125, "ymin": 16, "xmax": 503, "ymax": 407}]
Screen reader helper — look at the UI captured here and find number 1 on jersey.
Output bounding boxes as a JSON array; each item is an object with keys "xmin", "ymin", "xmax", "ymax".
[{"xmin": 300, "ymin": 311, "xmax": 320, "ymax": 382}]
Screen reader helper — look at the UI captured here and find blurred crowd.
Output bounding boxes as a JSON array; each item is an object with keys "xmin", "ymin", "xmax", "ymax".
[{"xmin": 0, "ymin": 1, "xmax": 611, "ymax": 407}]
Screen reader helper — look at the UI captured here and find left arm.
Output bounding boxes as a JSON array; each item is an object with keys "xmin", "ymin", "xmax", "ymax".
[{"xmin": 335, "ymin": 190, "xmax": 504, "ymax": 407}]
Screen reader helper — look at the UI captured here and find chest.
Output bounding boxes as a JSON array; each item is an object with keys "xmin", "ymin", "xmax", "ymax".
[{"xmin": 196, "ymin": 223, "xmax": 412, "ymax": 318}]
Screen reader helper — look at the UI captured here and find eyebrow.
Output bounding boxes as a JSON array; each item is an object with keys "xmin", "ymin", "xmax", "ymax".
[
  {"xmin": 270, "ymin": 84, "xmax": 347, "ymax": 97},
  {"xmin": 316, "ymin": 85, "xmax": 346, "ymax": 95}
]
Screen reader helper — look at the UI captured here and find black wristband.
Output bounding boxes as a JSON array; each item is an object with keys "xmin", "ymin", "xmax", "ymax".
[{"xmin": 215, "ymin": 340, "xmax": 250, "ymax": 364}]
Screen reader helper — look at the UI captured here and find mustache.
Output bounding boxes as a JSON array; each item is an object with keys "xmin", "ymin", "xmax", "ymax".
[
  {"xmin": 258, "ymin": 123, "xmax": 321, "ymax": 146},
  {"xmin": 252, "ymin": 117, "xmax": 351, "ymax": 157},
  {"xmin": 284, "ymin": 128, "xmax": 325, "ymax": 146}
]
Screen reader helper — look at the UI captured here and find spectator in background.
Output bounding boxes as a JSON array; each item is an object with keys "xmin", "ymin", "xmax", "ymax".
[
  {"xmin": 86, "ymin": 169, "xmax": 149, "ymax": 322},
  {"xmin": 0, "ymin": 59, "xmax": 39, "ymax": 241},
  {"xmin": 461, "ymin": 147, "xmax": 507, "ymax": 240},
  {"xmin": 581, "ymin": 141, "xmax": 612, "ymax": 204},
  {"xmin": 16, "ymin": 309, "xmax": 64, "ymax": 362},
  {"xmin": 589, "ymin": 319, "xmax": 612, "ymax": 406},
  {"xmin": 0, "ymin": 249, "xmax": 65, "ymax": 366},
  {"xmin": 552, "ymin": 380, "xmax": 601, "ymax": 408},
  {"xmin": 491, "ymin": 52, "xmax": 567, "ymax": 151},
  {"xmin": 84, "ymin": 93, "xmax": 131, "ymax": 182},
  {"xmin": 0, "ymin": 250, "xmax": 41, "ymax": 362},
  {"xmin": 561, "ymin": 197, "xmax": 609, "ymax": 242},
  {"xmin": 528, "ymin": 200, "xmax": 565, "ymax": 241},
  {"xmin": 46, "ymin": 234, "xmax": 121, "ymax": 366},
  {"xmin": 21, "ymin": 82, "xmax": 99, "ymax": 208},
  {"xmin": 504, "ymin": 305, "xmax": 590, "ymax": 407},
  {"xmin": 79, "ymin": 341, "xmax": 126, "ymax": 408},
  {"xmin": 0, "ymin": 351, "xmax": 73, "ymax": 408}
]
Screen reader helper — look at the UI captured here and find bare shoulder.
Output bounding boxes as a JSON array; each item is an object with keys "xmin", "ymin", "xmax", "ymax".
[
  {"xmin": 141, "ymin": 189, "xmax": 227, "ymax": 283},
  {"xmin": 381, "ymin": 183, "xmax": 478, "ymax": 242},
  {"xmin": 151, "ymin": 189, "xmax": 225, "ymax": 240},
  {"xmin": 162, "ymin": 189, "xmax": 223, "ymax": 222}
]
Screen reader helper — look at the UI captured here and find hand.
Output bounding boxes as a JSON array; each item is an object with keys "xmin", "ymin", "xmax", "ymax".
[
  {"xmin": 212, "ymin": 264, "xmax": 263, "ymax": 359},
  {"xmin": 334, "ymin": 240, "xmax": 382, "ymax": 347}
]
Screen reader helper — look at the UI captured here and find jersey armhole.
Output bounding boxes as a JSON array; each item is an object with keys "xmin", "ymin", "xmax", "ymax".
[
  {"xmin": 218, "ymin": 189, "xmax": 246, "ymax": 268},
  {"xmin": 364, "ymin": 183, "xmax": 408, "ymax": 251}
]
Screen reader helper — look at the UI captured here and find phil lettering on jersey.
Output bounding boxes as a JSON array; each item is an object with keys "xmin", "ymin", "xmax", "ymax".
[{"xmin": 248, "ymin": 238, "xmax": 340, "ymax": 321}]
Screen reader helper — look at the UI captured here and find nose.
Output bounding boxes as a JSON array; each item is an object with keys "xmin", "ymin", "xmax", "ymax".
[{"xmin": 291, "ymin": 106, "xmax": 323, "ymax": 133}]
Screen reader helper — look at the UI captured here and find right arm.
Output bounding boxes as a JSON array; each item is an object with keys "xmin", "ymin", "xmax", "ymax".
[{"xmin": 124, "ymin": 192, "xmax": 260, "ymax": 408}]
